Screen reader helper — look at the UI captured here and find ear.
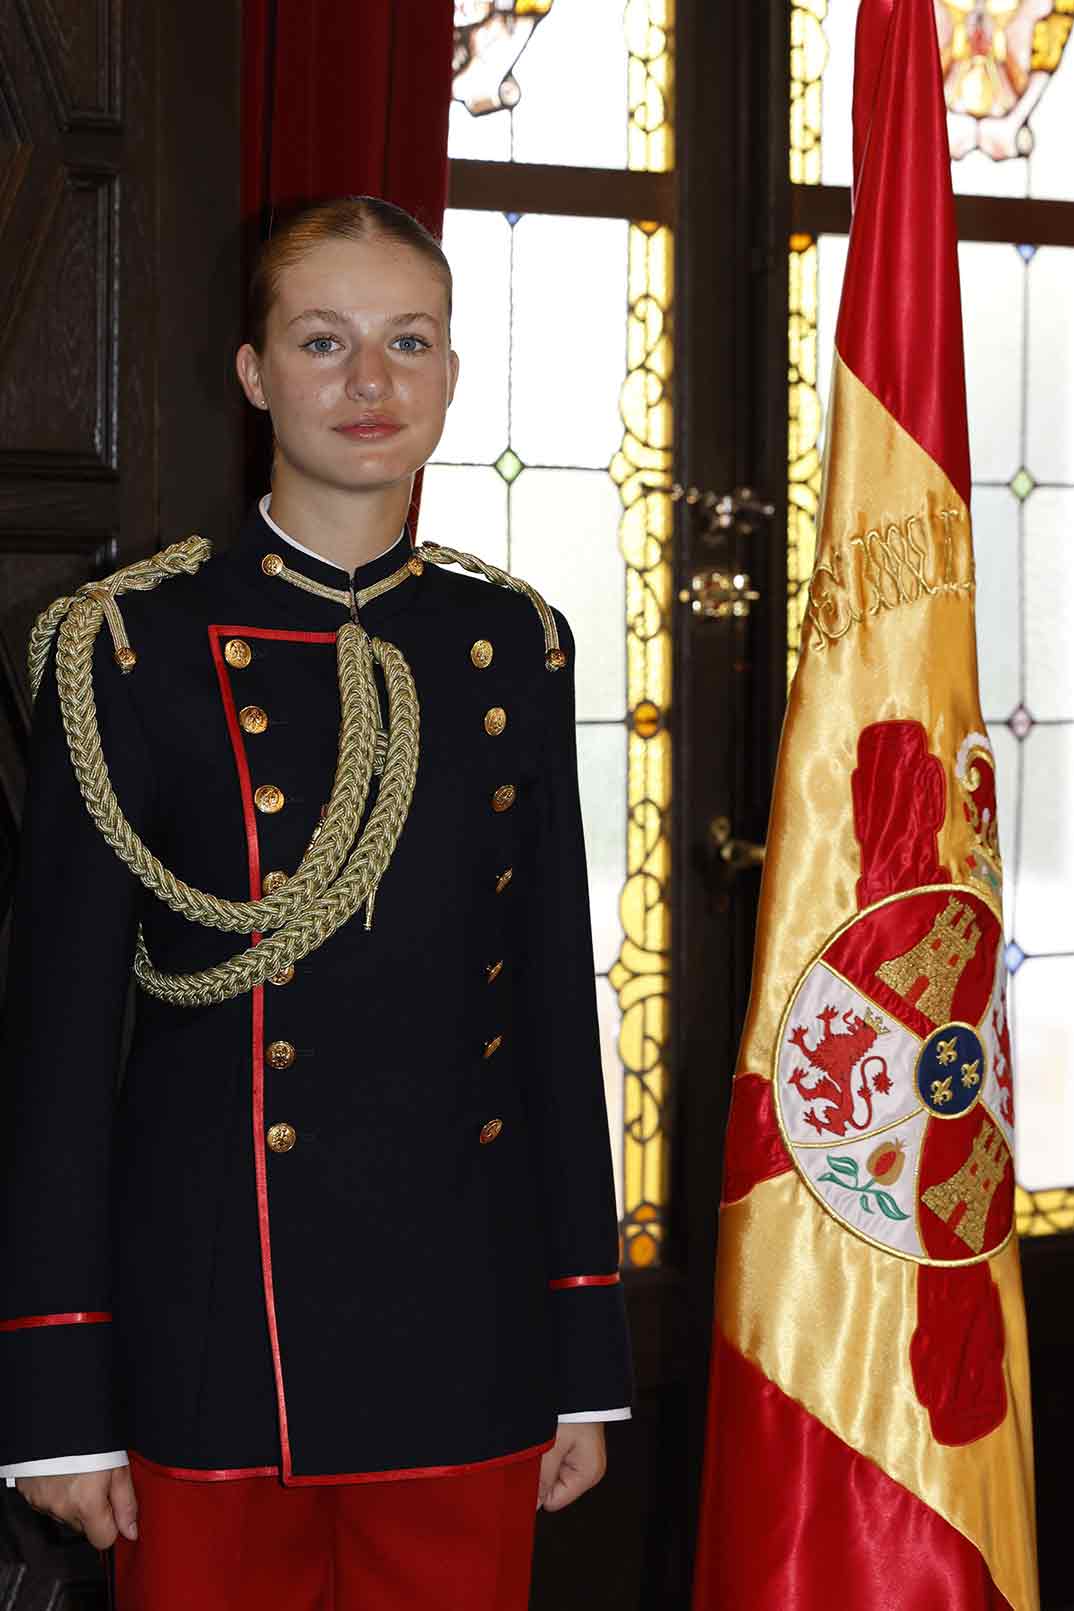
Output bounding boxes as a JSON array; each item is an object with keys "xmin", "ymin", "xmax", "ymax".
[
  {"xmin": 446, "ymin": 348, "xmax": 460, "ymax": 407},
  {"xmin": 236, "ymin": 343, "xmax": 270, "ymax": 410}
]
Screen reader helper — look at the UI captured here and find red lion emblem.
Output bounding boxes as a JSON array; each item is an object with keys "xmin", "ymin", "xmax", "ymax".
[{"xmin": 788, "ymin": 1005, "xmax": 891, "ymax": 1137}]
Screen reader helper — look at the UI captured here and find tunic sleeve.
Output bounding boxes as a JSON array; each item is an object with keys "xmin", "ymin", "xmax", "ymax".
[
  {"xmin": 516, "ymin": 613, "xmax": 634, "ymax": 1416},
  {"xmin": 0, "ymin": 638, "xmax": 154, "ymax": 1466}
]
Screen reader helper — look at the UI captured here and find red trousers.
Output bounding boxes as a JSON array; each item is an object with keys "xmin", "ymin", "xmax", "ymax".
[{"xmin": 113, "ymin": 1452, "xmax": 541, "ymax": 1610}]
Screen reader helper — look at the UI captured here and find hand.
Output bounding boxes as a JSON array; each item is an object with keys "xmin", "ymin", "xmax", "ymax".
[
  {"xmin": 15, "ymin": 1467, "xmax": 138, "ymax": 1550},
  {"xmin": 537, "ymin": 1422, "xmax": 606, "ymax": 1513}
]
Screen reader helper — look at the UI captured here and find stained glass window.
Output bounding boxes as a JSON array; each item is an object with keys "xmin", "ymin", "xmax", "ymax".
[
  {"xmin": 450, "ymin": 0, "xmax": 632, "ymax": 167},
  {"xmin": 789, "ymin": 1, "xmax": 1074, "ymax": 1234},
  {"xmin": 434, "ymin": 1, "xmax": 675, "ymax": 1267},
  {"xmin": 816, "ymin": 0, "xmax": 1074, "ymax": 196}
]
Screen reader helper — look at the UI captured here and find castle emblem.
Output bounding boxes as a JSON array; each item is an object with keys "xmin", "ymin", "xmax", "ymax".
[{"xmin": 876, "ymin": 896, "xmax": 981, "ymax": 1025}]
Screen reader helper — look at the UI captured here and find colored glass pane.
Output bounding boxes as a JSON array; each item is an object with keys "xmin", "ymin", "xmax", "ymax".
[
  {"xmin": 972, "ymin": 488, "xmax": 1022, "ymax": 722},
  {"xmin": 816, "ymin": 0, "xmax": 1074, "ymax": 197},
  {"xmin": 1026, "ymin": 246, "xmax": 1074, "ymax": 483},
  {"xmin": 510, "ymin": 213, "xmax": 630, "ymax": 467},
  {"xmin": 509, "ymin": 467, "xmax": 627, "ymax": 722},
  {"xmin": 1025, "ymin": 488, "xmax": 1074, "ymax": 720},
  {"xmin": 1014, "ymin": 955, "xmax": 1074, "ymax": 1191},
  {"xmin": 419, "ymin": 466, "xmax": 509, "ymax": 567},
  {"xmin": 436, "ymin": 210, "xmax": 511, "ymax": 464},
  {"xmin": 450, "ymin": 0, "xmax": 630, "ymax": 169}
]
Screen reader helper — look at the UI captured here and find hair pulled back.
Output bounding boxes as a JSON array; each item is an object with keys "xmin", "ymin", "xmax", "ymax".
[{"xmin": 248, "ymin": 196, "xmax": 453, "ymax": 351}]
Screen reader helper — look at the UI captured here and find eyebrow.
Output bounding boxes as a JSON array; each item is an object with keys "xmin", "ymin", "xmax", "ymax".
[{"xmin": 286, "ymin": 308, "xmax": 441, "ymax": 329}]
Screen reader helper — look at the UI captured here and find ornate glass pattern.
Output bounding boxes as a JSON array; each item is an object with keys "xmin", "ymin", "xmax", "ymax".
[
  {"xmin": 938, "ymin": 1, "xmax": 1074, "ymax": 162},
  {"xmin": 816, "ymin": 0, "xmax": 1074, "ymax": 195},
  {"xmin": 435, "ymin": 0, "xmax": 676, "ymax": 1267},
  {"xmin": 453, "ymin": 1, "xmax": 556, "ymax": 117},
  {"xmin": 609, "ymin": 0, "xmax": 674, "ymax": 1271},
  {"xmin": 791, "ymin": 13, "xmax": 1074, "ymax": 1237},
  {"xmin": 791, "ymin": 0, "xmax": 830, "ymax": 184},
  {"xmin": 787, "ymin": 232, "xmax": 823, "ymax": 683}
]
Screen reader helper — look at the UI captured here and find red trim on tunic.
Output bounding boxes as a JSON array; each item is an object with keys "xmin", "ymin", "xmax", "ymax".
[
  {"xmin": 130, "ymin": 1438, "xmax": 555, "ymax": 1487},
  {"xmin": 0, "ymin": 1311, "xmax": 111, "ymax": 1332},
  {"xmin": 209, "ymin": 623, "xmax": 331, "ymax": 1482},
  {"xmin": 131, "ymin": 1451, "xmax": 279, "ymax": 1482},
  {"xmin": 547, "ymin": 1275, "xmax": 620, "ymax": 1291}
]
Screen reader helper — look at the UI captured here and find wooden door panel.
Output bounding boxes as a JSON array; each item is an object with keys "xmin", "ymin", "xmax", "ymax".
[{"xmin": 0, "ymin": 168, "xmax": 119, "ymax": 471}]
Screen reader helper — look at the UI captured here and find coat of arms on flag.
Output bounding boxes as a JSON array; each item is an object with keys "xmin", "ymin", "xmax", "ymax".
[{"xmin": 776, "ymin": 722, "xmax": 1014, "ymax": 1267}]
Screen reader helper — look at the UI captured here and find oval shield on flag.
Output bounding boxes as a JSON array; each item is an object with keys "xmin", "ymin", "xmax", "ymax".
[{"xmin": 773, "ymin": 883, "xmax": 1014, "ymax": 1265}]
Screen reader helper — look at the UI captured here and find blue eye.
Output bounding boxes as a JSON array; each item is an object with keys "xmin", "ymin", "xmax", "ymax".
[
  {"xmin": 304, "ymin": 336, "xmax": 341, "ymax": 356},
  {"xmin": 393, "ymin": 335, "xmax": 431, "ymax": 354}
]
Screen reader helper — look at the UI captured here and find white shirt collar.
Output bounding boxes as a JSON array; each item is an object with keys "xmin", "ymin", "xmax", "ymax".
[{"xmin": 258, "ymin": 493, "xmax": 406, "ymax": 574}]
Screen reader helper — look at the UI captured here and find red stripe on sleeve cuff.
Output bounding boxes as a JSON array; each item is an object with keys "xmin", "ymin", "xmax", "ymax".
[
  {"xmin": 548, "ymin": 1274, "xmax": 621, "ymax": 1291},
  {"xmin": 0, "ymin": 1312, "xmax": 112, "ymax": 1333}
]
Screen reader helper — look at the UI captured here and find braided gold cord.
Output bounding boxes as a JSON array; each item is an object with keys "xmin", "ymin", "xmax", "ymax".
[
  {"xmin": 416, "ymin": 543, "xmax": 562, "ymax": 664},
  {"xmin": 56, "ymin": 599, "xmax": 383, "ymax": 934},
  {"xmin": 32, "ymin": 536, "xmax": 420, "ymax": 1008},
  {"xmin": 28, "ymin": 538, "xmax": 212, "ymax": 700},
  {"xmin": 30, "ymin": 532, "xmax": 555, "ymax": 1009},
  {"xmin": 133, "ymin": 636, "xmax": 419, "ymax": 1005}
]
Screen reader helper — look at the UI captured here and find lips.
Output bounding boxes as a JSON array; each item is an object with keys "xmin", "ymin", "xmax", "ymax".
[{"xmin": 334, "ymin": 419, "xmax": 404, "ymax": 441}]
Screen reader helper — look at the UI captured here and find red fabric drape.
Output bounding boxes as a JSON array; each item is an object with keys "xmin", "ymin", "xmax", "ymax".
[{"xmin": 242, "ymin": 0, "xmax": 454, "ymax": 234}]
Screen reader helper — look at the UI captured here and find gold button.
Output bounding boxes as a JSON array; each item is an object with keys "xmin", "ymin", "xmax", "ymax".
[
  {"xmin": 479, "ymin": 1119, "xmax": 503, "ymax": 1145},
  {"xmin": 114, "ymin": 646, "xmax": 137, "ymax": 673},
  {"xmin": 255, "ymin": 784, "xmax": 285, "ymax": 814},
  {"xmin": 484, "ymin": 707, "xmax": 507, "ymax": 737},
  {"xmin": 486, "ymin": 960, "xmax": 504, "ymax": 985},
  {"xmin": 262, "ymin": 870, "xmax": 289, "ymax": 894},
  {"xmin": 471, "ymin": 639, "xmax": 493, "ymax": 670},
  {"xmin": 266, "ymin": 1122, "xmax": 297, "ymax": 1153},
  {"xmin": 240, "ymin": 704, "xmax": 269, "ymax": 735},
  {"xmin": 546, "ymin": 647, "xmax": 568, "ymax": 671},
  {"xmin": 225, "ymin": 638, "xmax": 252, "ymax": 669},
  {"xmin": 495, "ymin": 868, "xmax": 513, "ymax": 895},
  {"xmin": 484, "ymin": 1034, "xmax": 503, "ymax": 1059},
  {"xmin": 407, "ymin": 555, "xmax": 424, "ymax": 577},
  {"xmin": 266, "ymin": 1039, "xmax": 296, "ymax": 1070},
  {"xmin": 491, "ymin": 785, "xmax": 516, "ymax": 813},
  {"xmin": 262, "ymin": 553, "xmax": 284, "ymax": 576},
  {"xmin": 269, "ymin": 965, "xmax": 295, "ymax": 987}
]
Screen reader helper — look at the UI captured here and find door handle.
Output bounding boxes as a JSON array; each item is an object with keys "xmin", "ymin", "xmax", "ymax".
[{"xmin": 709, "ymin": 815, "xmax": 765, "ymax": 874}]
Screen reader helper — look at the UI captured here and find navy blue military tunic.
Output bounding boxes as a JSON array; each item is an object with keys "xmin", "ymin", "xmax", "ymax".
[{"xmin": 0, "ymin": 505, "xmax": 632, "ymax": 1483}]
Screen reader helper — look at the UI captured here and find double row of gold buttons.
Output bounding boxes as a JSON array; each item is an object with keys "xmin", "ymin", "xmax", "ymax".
[{"xmin": 224, "ymin": 636, "xmax": 300, "ymax": 1153}]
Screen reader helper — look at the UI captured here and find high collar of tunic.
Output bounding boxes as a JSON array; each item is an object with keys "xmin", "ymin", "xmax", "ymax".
[{"xmin": 232, "ymin": 499, "xmax": 426, "ymax": 635}]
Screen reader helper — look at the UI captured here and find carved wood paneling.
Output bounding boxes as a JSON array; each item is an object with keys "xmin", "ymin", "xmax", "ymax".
[
  {"xmin": 15, "ymin": 0, "xmax": 121, "ymax": 130},
  {"xmin": 0, "ymin": 168, "xmax": 118, "ymax": 474}
]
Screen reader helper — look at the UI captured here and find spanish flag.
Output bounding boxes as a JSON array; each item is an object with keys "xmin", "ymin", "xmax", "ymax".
[{"xmin": 691, "ymin": 1, "xmax": 1039, "ymax": 1606}]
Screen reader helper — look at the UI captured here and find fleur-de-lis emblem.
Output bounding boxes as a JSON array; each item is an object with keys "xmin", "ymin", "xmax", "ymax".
[
  {"xmin": 961, "ymin": 1058, "xmax": 981, "ymax": 1088},
  {"xmin": 931, "ymin": 1076, "xmax": 954, "ymax": 1106},
  {"xmin": 936, "ymin": 1036, "xmax": 959, "ymax": 1067}
]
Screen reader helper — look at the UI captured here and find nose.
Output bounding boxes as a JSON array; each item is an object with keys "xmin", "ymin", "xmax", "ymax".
[{"xmin": 344, "ymin": 345, "xmax": 393, "ymax": 403}]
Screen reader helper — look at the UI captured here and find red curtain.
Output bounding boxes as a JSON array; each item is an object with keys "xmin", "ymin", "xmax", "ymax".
[{"xmin": 242, "ymin": 0, "xmax": 455, "ymax": 234}]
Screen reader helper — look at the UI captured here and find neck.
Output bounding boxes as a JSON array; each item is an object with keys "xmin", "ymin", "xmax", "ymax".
[{"xmin": 268, "ymin": 466, "xmax": 413, "ymax": 572}]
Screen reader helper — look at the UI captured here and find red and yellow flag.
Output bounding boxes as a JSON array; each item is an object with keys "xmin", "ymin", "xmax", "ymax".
[{"xmin": 691, "ymin": 2, "xmax": 1038, "ymax": 1606}]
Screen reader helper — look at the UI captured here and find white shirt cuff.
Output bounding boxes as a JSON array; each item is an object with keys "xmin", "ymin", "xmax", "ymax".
[
  {"xmin": 2, "ymin": 1450, "xmax": 129, "ymax": 1486},
  {"xmin": 557, "ymin": 1407, "xmax": 632, "ymax": 1423}
]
